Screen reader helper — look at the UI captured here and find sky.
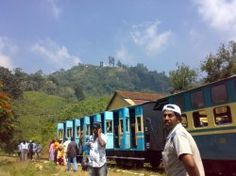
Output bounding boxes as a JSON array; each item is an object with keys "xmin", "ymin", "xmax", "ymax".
[{"xmin": 1, "ymin": 0, "xmax": 236, "ymax": 74}]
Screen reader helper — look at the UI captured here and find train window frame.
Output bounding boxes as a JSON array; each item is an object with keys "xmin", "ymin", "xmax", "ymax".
[
  {"xmin": 76, "ymin": 126, "xmax": 81, "ymax": 137},
  {"xmin": 192, "ymin": 110, "xmax": 209, "ymax": 128},
  {"xmin": 120, "ymin": 119, "xmax": 124, "ymax": 133},
  {"xmin": 211, "ymin": 83, "xmax": 228, "ymax": 104},
  {"xmin": 67, "ymin": 127, "xmax": 72, "ymax": 137},
  {"xmin": 58, "ymin": 129, "xmax": 63, "ymax": 139},
  {"xmin": 136, "ymin": 116, "xmax": 142, "ymax": 132},
  {"xmin": 106, "ymin": 120, "xmax": 112, "ymax": 133},
  {"xmin": 191, "ymin": 90, "xmax": 204, "ymax": 108},
  {"xmin": 86, "ymin": 125, "xmax": 90, "ymax": 135},
  {"xmin": 214, "ymin": 105, "xmax": 232, "ymax": 125},
  {"xmin": 126, "ymin": 118, "xmax": 129, "ymax": 132},
  {"xmin": 181, "ymin": 114, "xmax": 188, "ymax": 128}
]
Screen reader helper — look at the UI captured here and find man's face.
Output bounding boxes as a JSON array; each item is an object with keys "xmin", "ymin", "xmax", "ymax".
[
  {"xmin": 93, "ymin": 127, "xmax": 98, "ymax": 135},
  {"xmin": 163, "ymin": 110, "xmax": 179, "ymax": 130}
]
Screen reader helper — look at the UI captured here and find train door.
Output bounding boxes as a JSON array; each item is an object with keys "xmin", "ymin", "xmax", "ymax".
[
  {"xmin": 113, "ymin": 110, "xmax": 119, "ymax": 148},
  {"xmin": 135, "ymin": 105, "xmax": 145, "ymax": 150},
  {"xmin": 102, "ymin": 111, "xmax": 113, "ymax": 149},
  {"xmin": 119, "ymin": 108, "xmax": 130, "ymax": 150},
  {"xmin": 83, "ymin": 116, "xmax": 90, "ymax": 140},
  {"xmin": 91, "ymin": 113, "xmax": 101, "ymax": 131},
  {"xmin": 74, "ymin": 119, "xmax": 81, "ymax": 145},
  {"xmin": 57, "ymin": 123, "xmax": 64, "ymax": 141},
  {"xmin": 129, "ymin": 107, "xmax": 136, "ymax": 148},
  {"xmin": 65, "ymin": 120, "xmax": 73, "ymax": 140}
]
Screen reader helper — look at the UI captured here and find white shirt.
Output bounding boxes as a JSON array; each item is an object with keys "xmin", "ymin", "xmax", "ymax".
[
  {"xmin": 88, "ymin": 133, "xmax": 107, "ymax": 168},
  {"xmin": 162, "ymin": 123, "xmax": 205, "ymax": 176}
]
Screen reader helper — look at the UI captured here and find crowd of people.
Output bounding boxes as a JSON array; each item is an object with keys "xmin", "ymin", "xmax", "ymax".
[
  {"xmin": 17, "ymin": 104, "xmax": 205, "ymax": 176},
  {"xmin": 17, "ymin": 140, "xmax": 42, "ymax": 161},
  {"xmin": 48, "ymin": 122, "xmax": 107, "ymax": 175}
]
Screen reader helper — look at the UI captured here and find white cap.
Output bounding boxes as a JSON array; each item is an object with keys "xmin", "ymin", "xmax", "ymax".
[{"xmin": 162, "ymin": 104, "xmax": 181, "ymax": 115}]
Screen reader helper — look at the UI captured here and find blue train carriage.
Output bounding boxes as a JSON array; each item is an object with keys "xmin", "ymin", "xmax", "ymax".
[
  {"xmin": 65, "ymin": 120, "xmax": 74, "ymax": 140},
  {"xmin": 154, "ymin": 75, "xmax": 236, "ymax": 174},
  {"xmin": 106, "ymin": 102, "xmax": 165, "ymax": 168},
  {"xmin": 101, "ymin": 111, "xmax": 114, "ymax": 149},
  {"xmin": 57, "ymin": 122, "xmax": 65, "ymax": 141},
  {"xmin": 73, "ymin": 119, "xmax": 81, "ymax": 145}
]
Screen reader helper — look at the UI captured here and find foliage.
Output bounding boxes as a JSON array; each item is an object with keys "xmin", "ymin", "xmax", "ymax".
[
  {"xmin": 0, "ymin": 67, "xmax": 23, "ymax": 99},
  {"xmin": 169, "ymin": 63, "xmax": 197, "ymax": 91},
  {"xmin": 201, "ymin": 41, "xmax": 236, "ymax": 83},
  {"xmin": 12, "ymin": 91, "xmax": 110, "ymax": 151},
  {"xmin": 0, "ymin": 90, "xmax": 18, "ymax": 152},
  {"xmin": 59, "ymin": 96, "xmax": 110, "ymax": 121}
]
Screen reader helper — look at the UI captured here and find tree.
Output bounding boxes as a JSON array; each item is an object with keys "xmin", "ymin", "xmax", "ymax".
[
  {"xmin": 0, "ymin": 82, "xmax": 18, "ymax": 152},
  {"xmin": 169, "ymin": 63, "xmax": 197, "ymax": 92},
  {"xmin": 0, "ymin": 67, "xmax": 23, "ymax": 99},
  {"xmin": 201, "ymin": 41, "xmax": 236, "ymax": 83}
]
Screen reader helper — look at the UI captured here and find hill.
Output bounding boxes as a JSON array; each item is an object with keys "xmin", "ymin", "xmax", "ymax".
[{"xmin": 12, "ymin": 91, "xmax": 110, "ymax": 148}]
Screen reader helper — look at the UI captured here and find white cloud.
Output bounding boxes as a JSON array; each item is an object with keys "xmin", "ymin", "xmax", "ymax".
[
  {"xmin": 114, "ymin": 46, "xmax": 134, "ymax": 65},
  {"xmin": 46, "ymin": 0, "xmax": 62, "ymax": 19},
  {"xmin": 130, "ymin": 21, "xmax": 172, "ymax": 56},
  {"xmin": 0, "ymin": 37, "xmax": 16, "ymax": 69},
  {"xmin": 195, "ymin": 0, "xmax": 236, "ymax": 31},
  {"xmin": 0, "ymin": 54, "xmax": 13, "ymax": 69},
  {"xmin": 32, "ymin": 39, "xmax": 81, "ymax": 70}
]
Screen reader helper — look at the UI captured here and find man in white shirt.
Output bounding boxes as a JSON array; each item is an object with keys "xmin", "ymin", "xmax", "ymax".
[
  {"xmin": 87, "ymin": 122, "xmax": 107, "ymax": 176},
  {"xmin": 162, "ymin": 104, "xmax": 205, "ymax": 176}
]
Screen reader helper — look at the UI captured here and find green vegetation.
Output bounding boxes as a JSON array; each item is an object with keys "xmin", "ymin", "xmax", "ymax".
[
  {"xmin": 1, "ymin": 40, "xmax": 236, "ymax": 153},
  {"xmin": 12, "ymin": 91, "xmax": 110, "ymax": 149}
]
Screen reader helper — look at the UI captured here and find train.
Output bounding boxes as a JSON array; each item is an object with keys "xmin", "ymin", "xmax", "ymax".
[{"xmin": 57, "ymin": 75, "xmax": 236, "ymax": 174}]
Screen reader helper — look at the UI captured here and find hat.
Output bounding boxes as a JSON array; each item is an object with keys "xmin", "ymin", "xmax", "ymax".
[
  {"xmin": 162, "ymin": 104, "xmax": 181, "ymax": 115},
  {"xmin": 93, "ymin": 122, "xmax": 101, "ymax": 129}
]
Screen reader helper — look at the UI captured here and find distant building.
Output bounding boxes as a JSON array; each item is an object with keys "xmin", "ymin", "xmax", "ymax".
[{"xmin": 106, "ymin": 90, "xmax": 164, "ymax": 111}]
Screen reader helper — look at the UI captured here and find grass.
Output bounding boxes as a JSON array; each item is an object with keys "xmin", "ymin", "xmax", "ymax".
[{"xmin": 0, "ymin": 156, "xmax": 165, "ymax": 176}]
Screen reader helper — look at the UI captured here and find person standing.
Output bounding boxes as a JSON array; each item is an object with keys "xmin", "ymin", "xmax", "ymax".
[
  {"xmin": 66, "ymin": 136, "xmax": 78, "ymax": 172},
  {"xmin": 87, "ymin": 122, "xmax": 107, "ymax": 176},
  {"xmin": 63, "ymin": 137, "xmax": 70, "ymax": 165},
  {"xmin": 162, "ymin": 104, "xmax": 205, "ymax": 176},
  {"xmin": 49, "ymin": 139, "xmax": 55, "ymax": 161},
  {"xmin": 20, "ymin": 140, "xmax": 28, "ymax": 161}
]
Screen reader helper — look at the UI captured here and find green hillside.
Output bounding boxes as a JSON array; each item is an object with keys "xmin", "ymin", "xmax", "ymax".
[{"xmin": 12, "ymin": 91, "xmax": 110, "ymax": 148}]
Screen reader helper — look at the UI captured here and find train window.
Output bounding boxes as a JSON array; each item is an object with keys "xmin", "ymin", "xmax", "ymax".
[
  {"xmin": 67, "ymin": 128, "xmax": 72, "ymax": 137},
  {"xmin": 181, "ymin": 114, "xmax": 188, "ymax": 128},
  {"xmin": 106, "ymin": 120, "xmax": 112, "ymax": 133},
  {"xmin": 126, "ymin": 119, "xmax": 129, "ymax": 132},
  {"xmin": 137, "ymin": 116, "xmax": 142, "ymax": 131},
  {"xmin": 211, "ymin": 84, "xmax": 228, "ymax": 104},
  {"xmin": 191, "ymin": 90, "xmax": 204, "ymax": 108},
  {"xmin": 214, "ymin": 106, "xmax": 232, "ymax": 125},
  {"xmin": 120, "ymin": 119, "xmax": 124, "ymax": 133},
  {"xmin": 174, "ymin": 95, "xmax": 184, "ymax": 110},
  {"xmin": 86, "ymin": 125, "xmax": 90, "ymax": 135},
  {"xmin": 192, "ymin": 110, "xmax": 208, "ymax": 127},
  {"xmin": 76, "ymin": 126, "xmax": 80, "ymax": 137},
  {"xmin": 58, "ymin": 129, "xmax": 63, "ymax": 139}
]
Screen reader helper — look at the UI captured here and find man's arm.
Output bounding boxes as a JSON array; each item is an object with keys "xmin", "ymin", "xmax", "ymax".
[
  {"xmin": 180, "ymin": 154, "xmax": 200, "ymax": 176},
  {"xmin": 97, "ymin": 128, "xmax": 106, "ymax": 147}
]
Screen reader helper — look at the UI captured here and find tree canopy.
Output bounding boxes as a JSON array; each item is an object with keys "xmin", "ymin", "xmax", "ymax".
[
  {"xmin": 169, "ymin": 63, "xmax": 197, "ymax": 92},
  {"xmin": 201, "ymin": 41, "xmax": 236, "ymax": 83}
]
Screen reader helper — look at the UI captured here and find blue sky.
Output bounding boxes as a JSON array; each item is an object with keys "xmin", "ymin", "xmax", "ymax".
[{"xmin": 0, "ymin": 0, "xmax": 236, "ymax": 74}]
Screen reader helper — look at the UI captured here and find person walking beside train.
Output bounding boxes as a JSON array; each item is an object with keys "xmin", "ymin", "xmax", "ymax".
[
  {"xmin": 87, "ymin": 122, "xmax": 107, "ymax": 176},
  {"xmin": 66, "ymin": 136, "xmax": 78, "ymax": 172},
  {"xmin": 162, "ymin": 104, "xmax": 205, "ymax": 176}
]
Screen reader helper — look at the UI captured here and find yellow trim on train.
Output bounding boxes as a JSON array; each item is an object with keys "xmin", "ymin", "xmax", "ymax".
[
  {"xmin": 190, "ymin": 128, "xmax": 236, "ymax": 136},
  {"xmin": 183, "ymin": 102, "xmax": 236, "ymax": 131}
]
